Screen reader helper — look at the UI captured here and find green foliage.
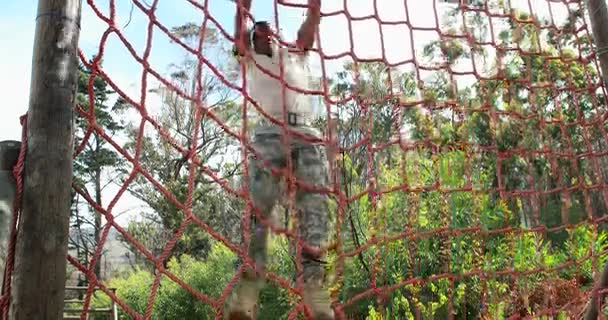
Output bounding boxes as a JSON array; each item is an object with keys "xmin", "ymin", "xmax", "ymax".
[
  {"xmin": 88, "ymin": 240, "xmax": 304, "ymax": 319},
  {"xmin": 89, "ymin": 244, "xmax": 235, "ymax": 319},
  {"xmin": 121, "ymin": 22, "xmax": 243, "ymax": 264},
  {"xmin": 316, "ymin": 2, "xmax": 608, "ymax": 316},
  {"xmin": 86, "ymin": 2, "xmax": 608, "ymax": 319},
  {"xmin": 70, "ymin": 57, "xmax": 128, "ymax": 283}
]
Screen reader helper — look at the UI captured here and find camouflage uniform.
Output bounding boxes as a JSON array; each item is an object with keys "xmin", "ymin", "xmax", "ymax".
[
  {"xmin": 248, "ymin": 122, "xmax": 330, "ymax": 278},
  {"xmin": 225, "ymin": 119, "xmax": 333, "ymax": 319},
  {"xmin": 225, "ymin": 14, "xmax": 333, "ymax": 318}
]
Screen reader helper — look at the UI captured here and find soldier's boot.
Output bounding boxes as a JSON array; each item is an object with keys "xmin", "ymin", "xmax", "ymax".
[
  {"xmin": 224, "ymin": 272, "xmax": 263, "ymax": 320},
  {"xmin": 225, "ymin": 216, "xmax": 270, "ymax": 320},
  {"xmin": 302, "ymin": 276, "xmax": 334, "ymax": 320}
]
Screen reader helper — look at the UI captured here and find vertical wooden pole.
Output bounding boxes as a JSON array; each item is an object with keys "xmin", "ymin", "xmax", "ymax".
[
  {"xmin": 584, "ymin": 1, "xmax": 608, "ymax": 319},
  {"xmin": 0, "ymin": 141, "xmax": 21, "ymax": 294},
  {"xmin": 9, "ymin": 0, "xmax": 81, "ymax": 319},
  {"xmin": 587, "ymin": 0, "xmax": 608, "ymax": 87}
]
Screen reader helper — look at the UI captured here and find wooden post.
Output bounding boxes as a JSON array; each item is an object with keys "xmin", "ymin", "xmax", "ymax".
[
  {"xmin": 584, "ymin": 1, "xmax": 608, "ymax": 319},
  {"xmin": 9, "ymin": 0, "xmax": 81, "ymax": 319},
  {"xmin": 0, "ymin": 141, "xmax": 21, "ymax": 294},
  {"xmin": 587, "ymin": 0, "xmax": 608, "ymax": 86}
]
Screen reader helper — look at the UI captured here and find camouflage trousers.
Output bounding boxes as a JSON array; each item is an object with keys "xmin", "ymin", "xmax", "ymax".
[{"xmin": 245, "ymin": 123, "xmax": 331, "ymax": 284}]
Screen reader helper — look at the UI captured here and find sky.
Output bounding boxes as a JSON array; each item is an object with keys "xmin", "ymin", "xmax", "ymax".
[{"xmin": 0, "ymin": 0, "xmax": 575, "ymax": 227}]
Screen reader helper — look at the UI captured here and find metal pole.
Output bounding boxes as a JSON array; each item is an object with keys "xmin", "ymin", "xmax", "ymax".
[
  {"xmin": 584, "ymin": 1, "xmax": 608, "ymax": 319},
  {"xmin": 9, "ymin": 0, "xmax": 82, "ymax": 319},
  {"xmin": 111, "ymin": 288, "xmax": 118, "ymax": 320}
]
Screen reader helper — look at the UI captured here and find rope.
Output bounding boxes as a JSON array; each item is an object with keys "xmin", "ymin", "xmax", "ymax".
[{"xmin": 0, "ymin": 114, "xmax": 27, "ymax": 320}]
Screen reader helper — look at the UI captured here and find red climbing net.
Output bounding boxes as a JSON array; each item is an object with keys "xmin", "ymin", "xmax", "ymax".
[{"xmin": 3, "ymin": 0, "xmax": 608, "ymax": 319}]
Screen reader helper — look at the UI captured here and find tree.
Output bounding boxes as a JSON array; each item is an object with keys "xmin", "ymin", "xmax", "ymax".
[
  {"xmin": 121, "ymin": 21, "xmax": 243, "ymax": 267},
  {"xmin": 321, "ymin": 0, "xmax": 608, "ymax": 317},
  {"xmin": 81, "ymin": 1, "xmax": 608, "ymax": 318},
  {"xmin": 70, "ymin": 58, "xmax": 128, "ymax": 284}
]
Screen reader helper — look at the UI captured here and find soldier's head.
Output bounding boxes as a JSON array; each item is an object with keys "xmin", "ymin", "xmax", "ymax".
[{"xmin": 250, "ymin": 21, "xmax": 274, "ymax": 57}]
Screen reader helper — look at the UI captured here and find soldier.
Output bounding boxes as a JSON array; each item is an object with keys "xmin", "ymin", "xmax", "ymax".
[{"xmin": 224, "ymin": 0, "xmax": 335, "ymax": 319}]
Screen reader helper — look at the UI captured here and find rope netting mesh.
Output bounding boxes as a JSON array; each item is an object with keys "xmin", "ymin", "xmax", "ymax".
[{"xmin": 4, "ymin": 0, "xmax": 608, "ymax": 319}]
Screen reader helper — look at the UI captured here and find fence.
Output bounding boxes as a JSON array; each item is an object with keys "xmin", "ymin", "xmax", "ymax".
[
  {"xmin": 64, "ymin": 286, "xmax": 118, "ymax": 320},
  {"xmin": 2, "ymin": 0, "xmax": 608, "ymax": 319}
]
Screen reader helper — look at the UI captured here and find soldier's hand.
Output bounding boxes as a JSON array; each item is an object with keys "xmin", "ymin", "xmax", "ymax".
[
  {"xmin": 233, "ymin": 0, "xmax": 253, "ymax": 57},
  {"xmin": 308, "ymin": 0, "xmax": 321, "ymax": 14},
  {"xmin": 307, "ymin": 0, "xmax": 321, "ymax": 22}
]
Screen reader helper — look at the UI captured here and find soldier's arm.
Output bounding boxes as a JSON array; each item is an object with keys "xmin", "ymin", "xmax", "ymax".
[
  {"xmin": 296, "ymin": 0, "xmax": 321, "ymax": 51},
  {"xmin": 233, "ymin": 0, "xmax": 252, "ymax": 59}
]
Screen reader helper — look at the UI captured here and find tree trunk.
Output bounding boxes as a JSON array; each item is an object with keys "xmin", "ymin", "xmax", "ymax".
[
  {"xmin": 94, "ymin": 167, "xmax": 102, "ymax": 281},
  {"xmin": 586, "ymin": 0, "xmax": 608, "ymax": 87},
  {"xmin": 9, "ymin": 0, "xmax": 81, "ymax": 318}
]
